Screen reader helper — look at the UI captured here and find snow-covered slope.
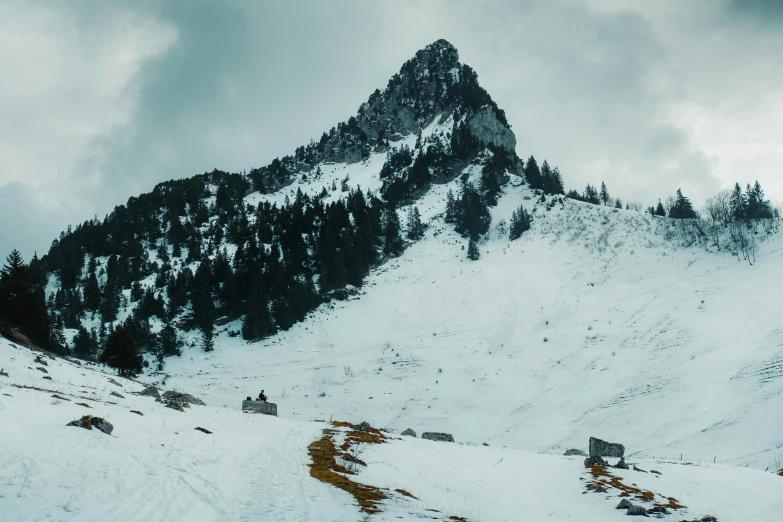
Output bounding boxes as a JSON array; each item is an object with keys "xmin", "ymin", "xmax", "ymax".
[
  {"xmin": 152, "ymin": 169, "xmax": 783, "ymax": 475},
  {"xmin": 2, "ymin": 336, "xmax": 781, "ymax": 522}
]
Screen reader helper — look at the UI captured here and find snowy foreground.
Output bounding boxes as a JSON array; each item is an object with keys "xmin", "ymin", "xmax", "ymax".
[{"xmin": 1, "ymin": 337, "xmax": 781, "ymax": 521}]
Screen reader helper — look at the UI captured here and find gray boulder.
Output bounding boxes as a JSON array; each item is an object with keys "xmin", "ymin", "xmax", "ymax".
[
  {"xmin": 162, "ymin": 391, "xmax": 205, "ymax": 406},
  {"xmin": 110, "ymin": 391, "xmax": 125, "ymax": 399},
  {"xmin": 401, "ymin": 428, "xmax": 417, "ymax": 437},
  {"xmin": 354, "ymin": 421, "xmax": 372, "ymax": 432},
  {"xmin": 583, "ymin": 455, "xmax": 608, "ymax": 467},
  {"xmin": 589, "ymin": 436, "xmax": 625, "ymax": 458},
  {"xmin": 164, "ymin": 400, "xmax": 185, "ymax": 412},
  {"xmin": 615, "ymin": 457, "xmax": 629, "ymax": 470},
  {"xmin": 564, "ymin": 449, "xmax": 587, "ymax": 457},
  {"xmin": 422, "ymin": 432, "xmax": 454, "ymax": 442},
  {"xmin": 138, "ymin": 386, "xmax": 161, "ymax": 399},
  {"xmin": 241, "ymin": 400, "xmax": 278, "ymax": 416},
  {"xmin": 67, "ymin": 415, "xmax": 114, "ymax": 435},
  {"xmin": 626, "ymin": 505, "xmax": 648, "ymax": 516},
  {"xmin": 616, "ymin": 499, "xmax": 634, "ymax": 510}
]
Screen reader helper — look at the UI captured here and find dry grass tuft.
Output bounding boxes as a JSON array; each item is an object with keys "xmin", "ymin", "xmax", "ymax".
[
  {"xmin": 308, "ymin": 435, "xmax": 386, "ymax": 514},
  {"xmin": 395, "ymin": 488, "xmax": 418, "ymax": 499},
  {"xmin": 331, "ymin": 420, "xmax": 353, "ymax": 428}
]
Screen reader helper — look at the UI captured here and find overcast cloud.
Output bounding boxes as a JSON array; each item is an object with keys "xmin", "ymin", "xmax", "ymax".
[{"xmin": 2, "ymin": 0, "xmax": 782, "ymax": 258}]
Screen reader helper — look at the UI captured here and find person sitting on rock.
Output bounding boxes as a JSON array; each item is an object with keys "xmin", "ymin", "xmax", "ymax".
[{"xmin": 258, "ymin": 390, "xmax": 267, "ymax": 402}]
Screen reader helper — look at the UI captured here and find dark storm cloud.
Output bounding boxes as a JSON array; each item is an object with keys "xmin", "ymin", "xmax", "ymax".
[{"xmin": 726, "ymin": 0, "xmax": 783, "ymax": 24}]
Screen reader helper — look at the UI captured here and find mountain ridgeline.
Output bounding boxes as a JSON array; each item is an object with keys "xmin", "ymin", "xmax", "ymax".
[{"xmin": 25, "ymin": 40, "xmax": 543, "ymax": 371}]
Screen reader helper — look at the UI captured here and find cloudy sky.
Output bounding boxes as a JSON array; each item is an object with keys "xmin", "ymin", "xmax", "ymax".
[{"xmin": 1, "ymin": 0, "xmax": 782, "ymax": 258}]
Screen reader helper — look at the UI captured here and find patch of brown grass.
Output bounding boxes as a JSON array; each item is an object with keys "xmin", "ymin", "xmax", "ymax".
[
  {"xmin": 331, "ymin": 420, "xmax": 353, "ymax": 428},
  {"xmin": 584, "ymin": 464, "xmax": 685, "ymax": 509},
  {"xmin": 341, "ymin": 428, "xmax": 386, "ymax": 451},
  {"xmin": 308, "ymin": 435, "xmax": 387, "ymax": 514},
  {"xmin": 655, "ymin": 496, "xmax": 685, "ymax": 510},
  {"xmin": 395, "ymin": 488, "xmax": 418, "ymax": 499}
]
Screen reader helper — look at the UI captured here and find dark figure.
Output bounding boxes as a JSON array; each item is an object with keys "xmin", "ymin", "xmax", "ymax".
[{"xmin": 258, "ymin": 390, "xmax": 267, "ymax": 402}]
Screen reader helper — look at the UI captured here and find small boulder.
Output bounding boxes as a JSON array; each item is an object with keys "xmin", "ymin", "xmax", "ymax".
[
  {"xmin": 36, "ymin": 366, "xmax": 48, "ymax": 374},
  {"xmin": 67, "ymin": 415, "xmax": 113, "ymax": 435},
  {"xmin": 0, "ymin": 369, "xmax": 8, "ymax": 377},
  {"xmin": 401, "ymin": 428, "xmax": 417, "ymax": 437},
  {"xmin": 194, "ymin": 427, "xmax": 212, "ymax": 434},
  {"xmin": 110, "ymin": 391, "xmax": 125, "ymax": 399},
  {"xmin": 589, "ymin": 436, "xmax": 625, "ymax": 458},
  {"xmin": 626, "ymin": 505, "xmax": 648, "ymax": 516},
  {"xmin": 34, "ymin": 355, "xmax": 48, "ymax": 366},
  {"xmin": 43, "ymin": 376, "xmax": 52, "ymax": 380},
  {"xmin": 615, "ymin": 457, "xmax": 629, "ymax": 470},
  {"xmin": 130, "ymin": 410, "xmax": 143, "ymax": 416},
  {"xmin": 564, "ymin": 449, "xmax": 587, "ymax": 457},
  {"xmin": 354, "ymin": 421, "xmax": 372, "ymax": 432},
  {"xmin": 107, "ymin": 378, "xmax": 122, "ymax": 387},
  {"xmin": 650, "ymin": 470, "xmax": 661, "ymax": 475},
  {"xmin": 139, "ymin": 386, "xmax": 161, "ymax": 399},
  {"xmin": 633, "ymin": 465, "xmax": 648, "ymax": 473},
  {"xmin": 584, "ymin": 455, "xmax": 607, "ymax": 467},
  {"xmin": 616, "ymin": 499, "xmax": 634, "ymax": 510},
  {"xmin": 162, "ymin": 391, "xmax": 205, "ymax": 406},
  {"xmin": 164, "ymin": 400, "xmax": 185, "ymax": 412},
  {"xmin": 422, "ymin": 432, "xmax": 454, "ymax": 442}
]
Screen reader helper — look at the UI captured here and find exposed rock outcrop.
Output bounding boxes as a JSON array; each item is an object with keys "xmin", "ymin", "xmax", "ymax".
[
  {"xmin": 401, "ymin": 428, "xmax": 417, "ymax": 437},
  {"xmin": 564, "ymin": 449, "xmax": 587, "ymax": 457},
  {"xmin": 161, "ymin": 391, "xmax": 205, "ymax": 406},
  {"xmin": 422, "ymin": 432, "xmax": 454, "ymax": 442},
  {"xmin": 589, "ymin": 436, "xmax": 625, "ymax": 458},
  {"xmin": 67, "ymin": 415, "xmax": 113, "ymax": 435}
]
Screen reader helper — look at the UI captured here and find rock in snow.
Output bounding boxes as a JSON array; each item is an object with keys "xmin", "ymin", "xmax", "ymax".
[
  {"xmin": 138, "ymin": 386, "xmax": 161, "ymax": 399},
  {"xmin": 161, "ymin": 391, "xmax": 205, "ymax": 406},
  {"xmin": 564, "ymin": 448, "xmax": 587, "ymax": 456},
  {"xmin": 67, "ymin": 415, "xmax": 113, "ymax": 435},
  {"xmin": 584, "ymin": 455, "xmax": 608, "ymax": 467},
  {"xmin": 589, "ymin": 436, "xmax": 625, "ymax": 458},
  {"xmin": 401, "ymin": 428, "xmax": 417, "ymax": 437},
  {"xmin": 422, "ymin": 432, "xmax": 454, "ymax": 442}
]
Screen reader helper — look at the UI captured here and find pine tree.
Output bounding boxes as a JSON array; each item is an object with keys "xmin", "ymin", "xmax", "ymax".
[
  {"xmin": 445, "ymin": 190, "xmax": 456, "ymax": 223},
  {"xmin": 509, "ymin": 206, "xmax": 532, "ymax": 240},
  {"xmin": 467, "ymin": 238, "xmax": 480, "ymax": 260},
  {"xmin": 383, "ymin": 205, "xmax": 404, "ymax": 257},
  {"xmin": 201, "ymin": 324, "xmax": 215, "ymax": 352},
  {"xmin": 100, "ymin": 322, "xmax": 143, "ymax": 377},
  {"xmin": 158, "ymin": 321, "xmax": 181, "ymax": 357},
  {"xmin": 524, "ymin": 156, "xmax": 542, "ymax": 190},
  {"xmin": 730, "ymin": 182, "xmax": 746, "ymax": 221},
  {"xmin": 73, "ymin": 325, "xmax": 98, "ymax": 360},
  {"xmin": 600, "ymin": 182, "xmax": 610, "ymax": 206},
  {"xmin": 406, "ymin": 206, "xmax": 423, "ymax": 240},
  {"xmin": 669, "ymin": 189, "xmax": 698, "ymax": 219},
  {"xmin": 0, "ymin": 249, "xmax": 52, "ymax": 350},
  {"xmin": 655, "ymin": 200, "xmax": 666, "ymax": 217}
]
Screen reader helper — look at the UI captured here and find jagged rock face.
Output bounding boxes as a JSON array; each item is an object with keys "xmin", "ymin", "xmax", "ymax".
[
  {"xmin": 357, "ymin": 39, "xmax": 461, "ymax": 141},
  {"xmin": 467, "ymin": 105, "xmax": 516, "ymax": 152},
  {"xmin": 250, "ymin": 39, "xmax": 515, "ymax": 191}
]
